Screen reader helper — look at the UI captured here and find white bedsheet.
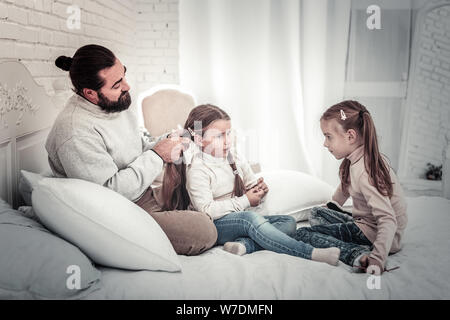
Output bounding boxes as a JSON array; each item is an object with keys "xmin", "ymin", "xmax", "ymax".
[{"xmin": 88, "ymin": 196, "xmax": 450, "ymax": 299}]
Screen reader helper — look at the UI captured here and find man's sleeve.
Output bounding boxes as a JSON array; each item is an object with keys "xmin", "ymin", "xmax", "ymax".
[{"xmin": 57, "ymin": 134, "xmax": 163, "ymax": 201}]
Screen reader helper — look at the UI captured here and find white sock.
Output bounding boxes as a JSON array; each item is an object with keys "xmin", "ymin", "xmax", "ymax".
[
  {"xmin": 353, "ymin": 252, "xmax": 368, "ymax": 267},
  {"xmin": 223, "ymin": 242, "xmax": 247, "ymax": 256},
  {"xmin": 352, "ymin": 252, "xmax": 371, "ymax": 272},
  {"xmin": 311, "ymin": 247, "xmax": 340, "ymax": 266}
]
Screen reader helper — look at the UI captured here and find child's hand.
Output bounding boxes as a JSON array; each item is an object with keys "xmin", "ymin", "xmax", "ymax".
[
  {"xmin": 255, "ymin": 177, "xmax": 269, "ymax": 194},
  {"xmin": 247, "ymin": 178, "xmax": 269, "ymax": 194},
  {"xmin": 246, "ymin": 187, "xmax": 266, "ymax": 207},
  {"xmin": 359, "ymin": 255, "xmax": 383, "ymax": 275},
  {"xmin": 367, "ymin": 257, "xmax": 383, "ymax": 275}
]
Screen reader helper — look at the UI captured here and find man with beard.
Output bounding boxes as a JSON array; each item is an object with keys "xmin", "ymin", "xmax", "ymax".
[{"xmin": 46, "ymin": 45, "xmax": 217, "ymax": 256}]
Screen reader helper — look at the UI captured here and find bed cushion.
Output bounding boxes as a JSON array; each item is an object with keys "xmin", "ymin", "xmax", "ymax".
[
  {"xmin": 0, "ymin": 198, "xmax": 101, "ymax": 299},
  {"xmin": 18, "ymin": 170, "xmax": 53, "ymax": 206},
  {"xmin": 253, "ymin": 170, "xmax": 334, "ymax": 221},
  {"xmin": 31, "ymin": 177, "xmax": 182, "ymax": 272}
]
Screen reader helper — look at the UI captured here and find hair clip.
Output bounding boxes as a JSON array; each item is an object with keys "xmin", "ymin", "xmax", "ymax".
[
  {"xmin": 233, "ymin": 170, "xmax": 239, "ymax": 175},
  {"xmin": 340, "ymin": 110, "xmax": 347, "ymax": 121},
  {"xmin": 187, "ymin": 127, "xmax": 196, "ymax": 137}
]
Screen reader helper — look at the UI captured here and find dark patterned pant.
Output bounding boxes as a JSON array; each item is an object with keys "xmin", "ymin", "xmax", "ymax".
[{"xmin": 293, "ymin": 207, "xmax": 372, "ymax": 266}]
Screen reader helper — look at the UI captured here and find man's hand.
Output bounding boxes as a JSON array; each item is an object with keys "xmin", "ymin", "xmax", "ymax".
[
  {"xmin": 152, "ymin": 137, "xmax": 190, "ymax": 163},
  {"xmin": 168, "ymin": 126, "xmax": 186, "ymax": 139}
]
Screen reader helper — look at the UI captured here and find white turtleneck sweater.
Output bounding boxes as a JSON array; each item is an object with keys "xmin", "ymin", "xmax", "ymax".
[
  {"xmin": 45, "ymin": 94, "xmax": 165, "ymax": 202},
  {"xmin": 185, "ymin": 148, "xmax": 259, "ymax": 220}
]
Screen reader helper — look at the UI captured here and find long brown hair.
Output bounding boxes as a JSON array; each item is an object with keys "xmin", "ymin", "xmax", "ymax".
[
  {"xmin": 321, "ymin": 100, "xmax": 393, "ymax": 198},
  {"xmin": 161, "ymin": 104, "xmax": 246, "ymax": 211}
]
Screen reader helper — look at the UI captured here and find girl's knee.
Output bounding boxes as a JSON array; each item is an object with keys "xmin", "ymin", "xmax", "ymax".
[
  {"xmin": 285, "ymin": 215, "xmax": 296, "ymax": 224},
  {"xmin": 310, "ymin": 206, "xmax": 322, "ymax": 217},
  {"xmin": 238, "ymin": 211, "xmax": 261, "ymax": 221},
  {"xmin": 309, "ymin": 207, "xmax": 325, "ymax": 225},
  {"xmin": 242, "ymin": 211, "xmax": 267, "ymax": 226},
  {"xmin": 284, "ymin": 215, "xmax": 297, "ymax": 235},
  {"xmin": 294, "ymin": 227, "xmax": 312, "ymax": 241}
]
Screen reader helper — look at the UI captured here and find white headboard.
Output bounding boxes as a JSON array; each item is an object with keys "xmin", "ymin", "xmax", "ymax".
[{"xmin": 0, "ymin": 61, "xmax": 62, "ymax": 209}]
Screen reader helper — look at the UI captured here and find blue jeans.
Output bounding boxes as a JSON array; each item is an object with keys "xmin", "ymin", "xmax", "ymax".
[
  {"xmin": 214, "ymin": 211, "xmax": 314, "ymax": 260},
  {"xmin": 223, "ymin": 214, "xmax": 297, "ymax": 253},
  {"xmin": 293, "ymin": 207, "xmax": 373, "ymax": 266}
]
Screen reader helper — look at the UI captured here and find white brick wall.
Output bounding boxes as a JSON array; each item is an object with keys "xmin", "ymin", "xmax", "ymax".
[
  {"xmin": 405, "ymin": 4, "xmax": 450, "ymax": 179},
  {"xmin": 0, "ymin": 0, "xmax": 179, "ymax": 102},
  {"xmin": 135, "ymin": 0, "xmax": 179, "ymax": 94}
]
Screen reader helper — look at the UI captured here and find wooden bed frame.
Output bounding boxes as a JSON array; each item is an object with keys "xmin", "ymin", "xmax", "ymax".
[{"xmin": 0, "ymin": 61, "xmax": 61, "ymax": 209}]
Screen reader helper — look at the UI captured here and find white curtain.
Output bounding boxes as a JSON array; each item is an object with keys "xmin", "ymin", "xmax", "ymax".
[{"xmin": 180, "ymin": 0, "xmax": 351, "ymax": 187}]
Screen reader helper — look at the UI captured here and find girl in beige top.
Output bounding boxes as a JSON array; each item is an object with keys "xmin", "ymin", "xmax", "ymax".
[{"xmin": 296, "ymin": 100, "xmax": 408, "ymax": 275}]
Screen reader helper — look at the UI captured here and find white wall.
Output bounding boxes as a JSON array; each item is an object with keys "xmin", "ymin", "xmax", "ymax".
[
  {"xmin": 0, "ymin": 0, "xmax": 179, "ymax": 104},
  {"xmin": 135, "ymin": 0, "xmax": 179, "ymax": 94},
  {"xmin": 403, "ymin": 3, "xmax": 450, "ymax": 180}
]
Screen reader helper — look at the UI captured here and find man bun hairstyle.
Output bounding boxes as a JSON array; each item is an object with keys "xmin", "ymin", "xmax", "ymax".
[
  {"xmin": 55, "ymin": 56, "xmax": 73, "ymax": 71},
  {"xmin": 55, "ymin": 44, "xmax": 116, "ymax": 95}
]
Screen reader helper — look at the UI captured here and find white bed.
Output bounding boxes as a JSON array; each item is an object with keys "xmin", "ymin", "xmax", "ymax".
[
  {"xmin": 88, "ymin": 196, "xmax": 450, "ymax": 300},
  {"xmin": 1, "ymin": 61, "xmax": 450, "ymax": 300}
]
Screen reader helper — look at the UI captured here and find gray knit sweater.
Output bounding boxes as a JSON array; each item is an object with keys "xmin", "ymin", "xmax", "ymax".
[{"xmin": 45, "ymin": 94, "xmax": 164, "ymax": 202}]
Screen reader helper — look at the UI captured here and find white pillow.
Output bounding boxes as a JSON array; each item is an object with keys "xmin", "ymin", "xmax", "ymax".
[
  {"xmin": 19, "ymin": 170, "xmax": 53, "ymax": 206},
  {"xmin": 32, "ymin": 178, "xmax": 181, "ymax": 272},
  {"xmin": 252, "ymin": 170, "xmax": 335, "ymax": 221}
]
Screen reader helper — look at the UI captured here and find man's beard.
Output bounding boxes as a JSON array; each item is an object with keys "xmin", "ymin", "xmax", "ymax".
[{"xmin": 97, "ymin": 91, "xmax": 132, "ymax": 113}]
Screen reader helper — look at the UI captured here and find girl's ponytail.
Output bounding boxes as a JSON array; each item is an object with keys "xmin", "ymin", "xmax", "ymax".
[
  {"xmin": 161, "ymin": 155, "xmax": 190, "ymax": 211},
  {"xmin": 361, "ymin": 112, "xmax": 393, "ymax": 198},
  {"xmin": 227, "ymin": 153, "xmax": 246, "ymax": 197},
  {"xmin": 339, "ymin": 158, "xmax": 351, "ymax": 194}
]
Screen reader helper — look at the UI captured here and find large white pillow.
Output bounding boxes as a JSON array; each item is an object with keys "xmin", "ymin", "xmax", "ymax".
[
  {"xmin": 252, "ymin": 170, "xmax": 335, "ymax": 221},
  {"xmin": 32, "ymin": 178, "xmax": 181, "ymax": 272},
  {"xmin": 19, "ymin": 170, "xmax": 53, "ymax": 206}
]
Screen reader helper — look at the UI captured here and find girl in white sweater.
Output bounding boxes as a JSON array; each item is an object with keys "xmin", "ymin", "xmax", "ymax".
[{"xmin": 160, "ymin": 104, "xmax": 341, "ymax": 265}]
